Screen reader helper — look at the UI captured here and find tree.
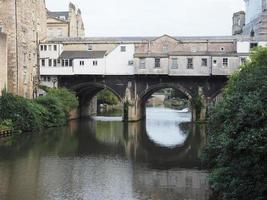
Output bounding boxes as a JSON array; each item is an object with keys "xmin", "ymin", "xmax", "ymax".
[
  {"xmin": 202, "ymin": 48, "xmax": 267, "ymax": 200},
  {"xmin": 97, "ymin": 89, "xmax": 119, "ymax": 105}
]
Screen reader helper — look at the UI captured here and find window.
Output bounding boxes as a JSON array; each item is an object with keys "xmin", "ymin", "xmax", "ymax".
[
  {"xmin": 163, "ymin": 45, "xmax": 169, "ymax": 53},
  {"xmin": 250, "ymin": 43, "xmax": 258, "ymax": 49},
  {"xmin": 53, "ymin": 59, "xmax": 57, "ymax": 67},
  {"xmin": 48, "ymin": 45, "xmax": 52, "ymax": 51},
  {"xmin": 40, "ymin": 45, "xmax": 44, "ymax": 51},
  {"xmin": 80, "ymin": 61, "xmax": 85, "ymax": 66},
  {"xmin": 222, "ymin": 58, "xmax": 228, "ymax": 67},
  {"xmin": 213, "ymin": 59, "xmax": 217, "ymax": 66},
  {"xmin": 140, "ymin": 58, "xmax": 146, "ymax": 68},
  {"xmin": 121, "ymin": 46, "xmax": 126, "ymax": 52},
  {"xmin": 187, "ymin": 58, "xmax": 193, "ymax": 69},
  {"xmin": 23, "ymin": 71, "xmax": 27, "ymax": 84},
  {"xmin": 69, "ymin": 60, "xmax": 73, "ymax": 66},
  {"xmin": 57, "ymin": 59, "xmax": 61, "ymax": 64},
  {"xmin": 54, "ymin": 45, "xmax": 57, "ymax": 51},
  {"xmin": 240, "ymin": 57, "xmax": 246, "ymax": 65},
  {"xmin": 201, "ymin": 58, "xmax": 208, "ymax": 67},
  {"xmin": 57, "ymin": 29, "xmax": 63, "ymax": 37},
  {"xmin": 93, "ymin": 60, "xmax": 98, "ymax": 66},
  {"xmin": 59, "ymin": 16, "xmax": 66, "ymax": 20},
  {"xmin": 171, "ymin": 58, "xmax": 178, "ymax": 69},
  {"xmin": 220, "ymin": 47, "xmax": 225, "ymax": 51},
  {"xmin": 88, "ymin": 45, "xmax": 93, "ymax": 51},
  {"xmin": 65, "ymin": 60, "xmax": 69, "ymax": 66},
  {"xmin": 48, "ymin": 59, "xmax": 52, "ymax": 67},
  {"xmin": 128, "ymin": 60, "xmax": 134, "ymax": 65},
  {"xmin": 155, "ymin": 58, "xmax": 160, "ymax": 68},
  {"xmin": 62, "ymin": 60, "xmax": 65, "ymax": 67},
  {"xmin": 250, "ymin": 29, "xmax": 255, "ymax": 37},
  {"xmin": 44, "ymin": 45, "xmax": 47, "ymax": 51},
  {"xmin": 41, "ymin": 59, "xmax": 45, "ymax": 66}
]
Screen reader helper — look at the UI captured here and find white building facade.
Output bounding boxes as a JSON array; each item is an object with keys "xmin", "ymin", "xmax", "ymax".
[{"xmin": 38, "ymin": 36, "xmax": 267, "ymax": 95}]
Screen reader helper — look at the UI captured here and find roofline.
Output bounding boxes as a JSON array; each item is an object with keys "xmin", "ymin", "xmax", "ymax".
[{"xmin": 47, "ymin": 15, "xmax": 69, "ymax": 23}]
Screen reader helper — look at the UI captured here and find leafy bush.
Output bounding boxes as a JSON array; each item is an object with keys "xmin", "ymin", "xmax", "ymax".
[
  {"xmin": 0, "ymin": 119, "xmax": 13, "ymax": 130},
  {"xmin": 0, "ymin": 88, "xmax": 78, "ymax": 131},
  {"xmin": 46, "ymin": 88, "xmax": 78, "ymax": 116},
  {"xmin": 202, "ymin": 48, "xmax": 267, "ymax": 200},
  {"xmin": 34, "ymin": 95, "xmax": 66, "ymax": 127},
  {"xmin": 0, "ymin": 91, "xmax": 41, "ymax": 131}
]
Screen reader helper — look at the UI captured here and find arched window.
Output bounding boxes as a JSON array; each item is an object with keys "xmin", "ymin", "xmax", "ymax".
[{"xmin": 250, "ymin": 29, "xmax": 255, "ymax": 37}]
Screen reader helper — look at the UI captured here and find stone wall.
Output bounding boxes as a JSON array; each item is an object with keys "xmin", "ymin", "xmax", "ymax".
[
  {"xmin": 0, "ymin": 33, "xmax": 7, "ymax": 95},
  {"xmin": 234, "ymin": 0, "xmax": 267, "ymax": 36},
  {"xmin": 0, "ymin": 0, "xmax": 47, "ymax": 98},
  {"xmin": 68, "ymin": 3, "xmax": 85, "ymax": 37},
  {"xmin": 47, "ymin": 2, "xmax": 85, "ymax": 38}
]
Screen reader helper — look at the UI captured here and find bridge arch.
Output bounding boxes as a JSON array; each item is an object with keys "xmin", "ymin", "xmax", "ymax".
[
  {"xmin": 137, "ymin": 83, "xmax": 194, "ymax": 121},
  {"xmin": 139, "ymin": 83, "xmax": 193, "ymax": 102},
  {"xmin": 70, "ymin": 82, "xmax": 124, "ymax": 118}
]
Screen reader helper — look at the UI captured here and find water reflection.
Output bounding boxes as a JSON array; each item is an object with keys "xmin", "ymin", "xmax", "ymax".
[
  {"xmin": 146, "ymin": 107, "xmax": 191, "ymax": 148},
  {"xmin": 0, "ymin": 107, "xmax": 210, "ymax": 200}
]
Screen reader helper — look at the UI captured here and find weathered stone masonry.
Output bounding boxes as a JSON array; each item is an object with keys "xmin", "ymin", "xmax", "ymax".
[{"xmin": 0, "ymin": 0, "xmax": 47, "ymax": 98}]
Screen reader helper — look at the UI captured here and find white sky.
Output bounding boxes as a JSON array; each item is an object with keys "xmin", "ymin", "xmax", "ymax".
[{"xmin": 45, "ymin": 0, "xmax": 245, "ymax": 37}]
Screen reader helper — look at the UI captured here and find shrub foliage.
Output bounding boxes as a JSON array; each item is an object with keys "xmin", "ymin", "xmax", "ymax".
[
  {"xmin": 97, "ymin": 89, "xmax": 119, "ymax": 105},
  {"xmin": 203, "ymin": 48, "xmax": 267, "ymax": 200},
  {"xmin": 0, "ymin": 88, "xmax": 78, "ymax": 132}
]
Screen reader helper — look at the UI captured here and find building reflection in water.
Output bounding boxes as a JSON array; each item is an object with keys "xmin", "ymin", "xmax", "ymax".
[{"xmin": 0, "ymin": 109, "xmax": 211, "ymax": 200}]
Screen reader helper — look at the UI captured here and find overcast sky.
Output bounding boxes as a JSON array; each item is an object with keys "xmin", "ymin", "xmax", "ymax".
[{"xmin": 45, "ymin": 0, "xmax": 245, "ymax": 37}]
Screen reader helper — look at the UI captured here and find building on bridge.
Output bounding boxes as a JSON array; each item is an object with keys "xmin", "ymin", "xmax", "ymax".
[
  {"xmin": 39, "ymin": 34, "xmax": 267, "ymax": 80},
  {"xmin": 37, "ymin": 35, "xmax": 267, "ymax": 121}
]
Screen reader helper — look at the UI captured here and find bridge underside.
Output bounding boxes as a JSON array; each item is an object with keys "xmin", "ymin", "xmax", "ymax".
[{"xmin": 58, "ymin": 75, "xmax": 228, "ymax": 122}]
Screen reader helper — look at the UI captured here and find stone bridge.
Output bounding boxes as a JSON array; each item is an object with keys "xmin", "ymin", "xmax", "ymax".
[{"xmin": 59, "ymin": 75, "xmax": 227, "ymax": 122}]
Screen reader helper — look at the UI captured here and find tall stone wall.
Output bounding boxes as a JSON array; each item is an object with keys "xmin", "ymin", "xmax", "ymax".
[
  {"xmin": 0, "ymin": 33, "xmax": 7, "ymax": 95},
  {"xmin": 0, "ymin": 0, "xmax": 47, "ymax": 98},
  {"xmin": 76, "ymin": 9, "xmax": 85, "ymax": 37},
  {"xmin": 68, "ymin": 3, "xmax": 85, "ymax": 37}
]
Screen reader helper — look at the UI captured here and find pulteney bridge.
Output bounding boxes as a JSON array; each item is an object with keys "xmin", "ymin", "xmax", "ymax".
[
  {"xmin": 39, "ymin": 35, "xmax": 254, "ymax": 121},
  {"xmin": 59, "ymin": 75, "xmax": 227, "ymax": 122}
]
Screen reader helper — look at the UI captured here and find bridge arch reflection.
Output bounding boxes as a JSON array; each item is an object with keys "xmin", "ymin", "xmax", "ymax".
[{"xmin": 69, "ymin": 117, "xmax": 207, "ymax": 169}]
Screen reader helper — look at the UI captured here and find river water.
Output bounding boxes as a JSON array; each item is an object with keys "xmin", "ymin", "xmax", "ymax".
[{"xmin": 0, "ymin": 107, "xmax": 210, "ymax": 200}]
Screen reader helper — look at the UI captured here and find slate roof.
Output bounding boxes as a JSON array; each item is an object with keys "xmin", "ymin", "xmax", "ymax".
[
  {"xmin": 59, "ymin": 51, "xmax": 106, "ymax": 59},
  {"xmin": 48, "ymin": 36, "xmax": 240, "ymax": 43},
  {"xmin": 47, "ymin": 11, "xmax": 69, "ymax": 20}
]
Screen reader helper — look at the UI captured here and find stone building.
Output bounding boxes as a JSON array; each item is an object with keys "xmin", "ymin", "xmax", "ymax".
[
  {"xmin": 47, "ymin": 2, "xmax": 85, "ymax": 39},
  {"xmin": 0, "ymin": 0, "xmax": 47, "ymax": 98},
  {"xmin": 233, "ymin": 0, "xmax": 267, "ymax": 36},
  {"xmin": 0, "ymin": 33, "xmax": 7, "ymax": 95}
]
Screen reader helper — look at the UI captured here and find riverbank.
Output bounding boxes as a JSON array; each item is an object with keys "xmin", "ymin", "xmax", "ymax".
[{"xmin": 0, "ymin": 88, "xmax": 78, "ymax": 133}]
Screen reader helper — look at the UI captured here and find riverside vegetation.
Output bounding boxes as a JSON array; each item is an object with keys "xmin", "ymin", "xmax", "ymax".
[
  {"xmin": 202, "ymin": 48, "xmax": 267, "ymax": 200},
  {"xmin": 0, "ymin": 88, "xmax": 78, "ymax": 132}
]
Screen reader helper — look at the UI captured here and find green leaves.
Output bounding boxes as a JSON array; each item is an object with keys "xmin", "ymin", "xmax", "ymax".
[
  {"xmin": 0, "ymin": 88, "xmax": 78, "ymax": 132},
  {"xmin": 203, "ymin": 48, "xmax": 267, "ymax": 200},
  {"xmin": 97, "ymin": 89, "xmax": 119, "ymax": 105}
]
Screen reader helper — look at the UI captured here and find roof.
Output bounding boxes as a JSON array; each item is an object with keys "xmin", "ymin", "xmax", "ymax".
[
  {"xmin": 59, "ymin": 51, "xmax": 106, "ymax": 59},
  {"xmin": 134, "ymin": 51, "xmax": 248, "ymax": 58},
  {"xmin": 48, "ymin": 36, "xmax": 240, "ymax": 44},
  {"xmin": 47, "ymin": 11, "xmax": 69, "ymax": 20}
]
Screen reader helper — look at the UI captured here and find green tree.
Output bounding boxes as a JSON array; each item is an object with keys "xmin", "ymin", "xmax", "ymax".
[
  {"xmin": 46, "ymin": 88, "xmax": 78, "ymax": 116},
  {"xmin": 97, "ymin": 89, "xmax": 119, "ymax": 105},
  {"xmin": 202, "ymin": 48, "xmax": 267, "ymax": 200},
  {"xmin": 0, "ymin": 91, "xmax": 41, "ymax": 131}
]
